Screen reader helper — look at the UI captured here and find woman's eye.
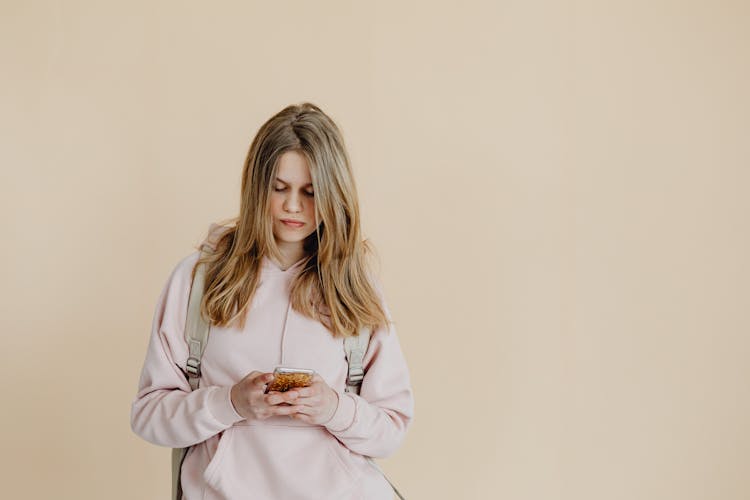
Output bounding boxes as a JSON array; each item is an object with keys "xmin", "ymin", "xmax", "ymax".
[{"xmin": 273, "ymin": 186, "xmax": 313, "ymax": 196}]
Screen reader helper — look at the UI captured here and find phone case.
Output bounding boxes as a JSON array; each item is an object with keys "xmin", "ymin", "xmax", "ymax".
[{"xmin": 264, "ymin": 367, "xmax": 315, "ymax": 393}]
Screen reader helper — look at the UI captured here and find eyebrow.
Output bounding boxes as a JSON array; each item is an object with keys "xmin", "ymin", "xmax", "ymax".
[{"xmin": 274, "ymin": 178, "xmax": 313, "ymax": 188}]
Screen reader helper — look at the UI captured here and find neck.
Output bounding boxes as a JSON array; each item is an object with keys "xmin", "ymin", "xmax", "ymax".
[{"xmin": 274, "ymin": 242, "xmax": 305, "ymax": 270}]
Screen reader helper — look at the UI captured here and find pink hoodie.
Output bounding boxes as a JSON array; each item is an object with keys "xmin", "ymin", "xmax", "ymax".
[{"xmin": 130, "ymin": 223, "xmax": 415, "ymax": 500}]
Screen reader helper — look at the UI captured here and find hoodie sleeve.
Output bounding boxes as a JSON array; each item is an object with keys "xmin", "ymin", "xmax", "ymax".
[
  {"xmin": 322, "ymin": 287, "xmax": 415, "ymax": 458},
  {"xmin": 130, "ymin": 252, "xmax": 245, "ymax": 448}
]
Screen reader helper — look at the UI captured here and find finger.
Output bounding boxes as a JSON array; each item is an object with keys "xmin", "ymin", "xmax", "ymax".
[
  {"xmin": 271, "ymin": 404, "xmax": 305, "ymax": 416},
  {"xmin": 252, "ymin": 372, "xmax": 275, "ymax": 388},
  {"xmin": 291, "ymin": 413, "xmax": 314, "ymax": 423},
  {"xmin": 289, "ymin": 405, "xmax": 314, "ymax": 416},
  {"xmin": 264, "ymin": 391, "xmax": 300, "ymax": 406},
  {"xmin": 311, "ymin": 378, "xmax": 331, "ymax": 393},
  {"xmin": 288, "ymin": 395, "xmax": 321, "ymax": 407},
  {"xmin": 287, "ymin": 387, "xmax": 314, "ymax": 398}
]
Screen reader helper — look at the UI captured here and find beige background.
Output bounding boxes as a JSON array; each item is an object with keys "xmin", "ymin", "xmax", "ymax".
[{"xmin": 2, "ymin": 1, "xmax": 749, "ymax": 499}]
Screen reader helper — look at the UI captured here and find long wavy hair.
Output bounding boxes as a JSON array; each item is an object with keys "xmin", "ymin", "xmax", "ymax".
[{"xmin": 190, "ymin": 102, "xmax": 389, "ymax": 338}]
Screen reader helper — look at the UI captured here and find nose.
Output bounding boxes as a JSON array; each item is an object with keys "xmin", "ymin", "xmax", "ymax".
[{"xmin": 283, "ymin": 191, "xmax": 303, "ymax": 213}]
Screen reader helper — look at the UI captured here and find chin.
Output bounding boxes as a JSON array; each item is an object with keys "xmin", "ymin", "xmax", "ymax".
[{"xmin": 274, "ymin": 231, "xmax": 313, "ymax": 244}]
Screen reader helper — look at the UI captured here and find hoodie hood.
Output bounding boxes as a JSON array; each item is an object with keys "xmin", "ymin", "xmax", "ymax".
[
  {"xmin": 199, "ymin": 222, "xmax": 233, "ymax": 252},
  {"xmin": 199, "ymin": 222, "xmax": 306, "ymax": 274}
]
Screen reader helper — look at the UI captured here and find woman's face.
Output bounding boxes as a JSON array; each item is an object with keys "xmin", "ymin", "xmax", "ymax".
[{"xmin": 269, "ymin": 150, "xmax": 318, "ymax": 254}]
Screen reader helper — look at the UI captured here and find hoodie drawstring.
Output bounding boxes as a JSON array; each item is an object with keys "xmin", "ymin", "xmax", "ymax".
[{"xmin": 279, "ymin": 297, "xmax": 292, "ymax": 366}]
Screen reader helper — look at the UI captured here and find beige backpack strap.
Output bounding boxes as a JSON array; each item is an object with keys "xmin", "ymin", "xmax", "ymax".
[
  {"xmin": 343, "ymin": 327, "xmax": 370, "ymax": 394},
  {"xmin": 173, "ymin": 250, "xmax": 211, "ymax": 500},
  {"xmin": 171, "ymin": 448, "xmax": 187, "ymax": 500},
  {"xmin": 184, "ymin": 251, "xmax": 211, "ymax": 390},
  {"xmin": 343, "ymin": 327, "xmax": 407, "ymax": 499}
]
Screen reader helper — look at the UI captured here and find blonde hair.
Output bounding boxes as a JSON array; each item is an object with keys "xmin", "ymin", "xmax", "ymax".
[{"xmin": 191, "ymin": 102, "xmax": 389, "ymax": 338}]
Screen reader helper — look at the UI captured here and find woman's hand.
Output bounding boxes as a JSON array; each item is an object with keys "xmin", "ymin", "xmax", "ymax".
[
  {"xmin": 265, "ymin": 373, "xmax": 340, "ymax": 425},
  {"xmin": 230, "ymin": 371, "xmax": 308, "ymax": 421}
]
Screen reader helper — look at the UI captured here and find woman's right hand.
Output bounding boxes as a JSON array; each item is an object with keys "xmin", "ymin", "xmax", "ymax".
[{"xmin": 229, "ymin": 371, "xmax": 302, "ymax": 421}]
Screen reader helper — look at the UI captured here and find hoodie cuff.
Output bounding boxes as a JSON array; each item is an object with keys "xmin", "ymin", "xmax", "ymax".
[
  {"xmin": 323, "ymin": 391, "xmax": 356, "ymax": 433},
  {"xmin": 207, "ymin": 385, "xmax": 246, "ymax": 426}
]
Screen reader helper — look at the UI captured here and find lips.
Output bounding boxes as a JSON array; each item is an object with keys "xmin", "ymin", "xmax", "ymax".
[{"xmin": 281, "ymin": 219, "xmax": 304, "ymax": 228}]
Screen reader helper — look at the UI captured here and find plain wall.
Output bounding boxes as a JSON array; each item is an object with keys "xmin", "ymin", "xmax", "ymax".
[{"xmin": 1, "ymin": 1, "xmax": 748, "ymax": 499}]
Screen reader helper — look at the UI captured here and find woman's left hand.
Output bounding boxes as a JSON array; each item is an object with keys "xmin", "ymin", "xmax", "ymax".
[{"xmin": 265, "ymin": 373, "xmax": 339, "ymax": 425}]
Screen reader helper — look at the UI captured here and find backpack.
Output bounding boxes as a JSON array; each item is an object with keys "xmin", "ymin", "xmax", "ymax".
[{"xmin": 171, "ymin": 251, "xmax": 405, "ymax": 499}]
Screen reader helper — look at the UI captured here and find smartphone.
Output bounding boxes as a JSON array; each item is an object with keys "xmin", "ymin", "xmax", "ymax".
[{"xmin": 264, "ymin": 367, "xmax": 315, "ymax": 394}]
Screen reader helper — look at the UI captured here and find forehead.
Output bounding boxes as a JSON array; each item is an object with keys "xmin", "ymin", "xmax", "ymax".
[{"xmin": 275, "ymin": 150, "xmax": 312, "ymax": 185}]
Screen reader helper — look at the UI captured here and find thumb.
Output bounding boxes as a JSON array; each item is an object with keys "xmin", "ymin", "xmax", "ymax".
[{"xmin": 249, "ymin": 371, "xmax": 275, "ymax": 387}]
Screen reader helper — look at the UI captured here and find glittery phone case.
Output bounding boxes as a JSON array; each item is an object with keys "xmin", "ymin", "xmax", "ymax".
[{"xmin": 263, "ymin": 367, "xmax": 315, "ymax": 393}]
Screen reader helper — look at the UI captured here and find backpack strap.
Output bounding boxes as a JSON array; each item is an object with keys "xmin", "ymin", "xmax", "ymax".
[
  {"xmin": 343, "ymin": 327, "xmax": 407, "ymax": 500},
  {"xmin": 343, "ymin": 327, "xmax": 371, "ymax": 394},
  {"xmin": 184, "ymin": 251, "xmax": 211, "ymax": 390},
  {"xmin": 173, "ymin": 251, "xmax": 211, "ymax": 500}
]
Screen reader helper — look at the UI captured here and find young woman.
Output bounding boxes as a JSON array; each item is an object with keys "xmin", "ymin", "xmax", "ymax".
[{"xmin": 130, "ymin": 102, "xmax": 414, "ymax": 499}]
